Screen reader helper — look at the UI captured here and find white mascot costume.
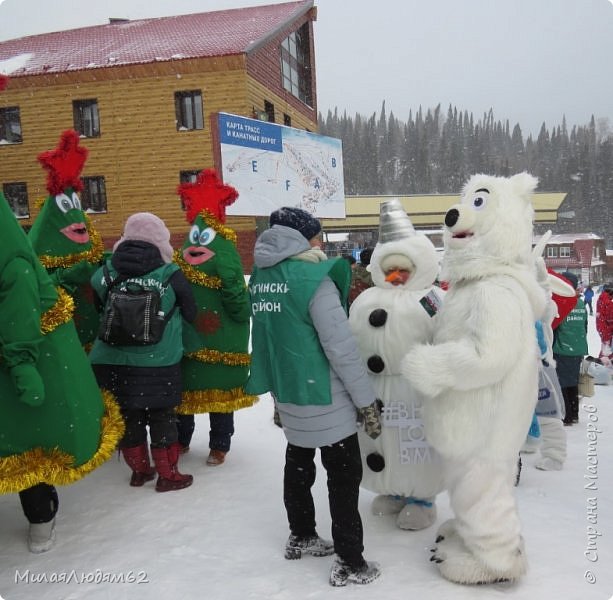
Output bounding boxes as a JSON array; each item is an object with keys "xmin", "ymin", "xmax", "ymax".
[
  {"xmin": 349, "ymin": 199, "xmax": 445, "ymax": 530},
  {"xmin": 401, "ymin": 173, "xmax": 547, "ymax": 584}
]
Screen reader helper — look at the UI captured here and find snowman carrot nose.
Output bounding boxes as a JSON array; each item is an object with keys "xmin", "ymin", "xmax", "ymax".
[{"xmin": 385, "ymin": 270, "xmax": 403, "ymax": 283}]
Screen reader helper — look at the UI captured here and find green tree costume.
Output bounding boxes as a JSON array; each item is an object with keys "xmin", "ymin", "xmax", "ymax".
[
  {"xmin": 0, "ymin": 192, "xmax": 123, "ymax": 495},
  {"xmin": 175, "ymin": 169, "xmax": 257, "ymax": 414},
  {"xmin": 28, "ymin": 130, "xmax": 104, "ymax": 347}
]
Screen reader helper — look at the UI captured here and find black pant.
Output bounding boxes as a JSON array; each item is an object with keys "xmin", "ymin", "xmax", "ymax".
[
  {"xmin": 120, "ymin": 406, "xmax": 178, "ymax": 449},
  {"xmin": 19, "ymin": 483, "xmax": 58, "ymax": 524},
  {"xmin": 562, "ymin": 385, "xmax": 579, "ymax": 423},
  {"xmin": 284, "ymin": 433, "xmax": 364, "ymax": 568}
]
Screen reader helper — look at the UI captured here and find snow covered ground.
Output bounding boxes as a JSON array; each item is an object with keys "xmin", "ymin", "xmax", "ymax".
[{"xmin": 1, "ymin": 300, "xmax": 612, "ymax": 600}]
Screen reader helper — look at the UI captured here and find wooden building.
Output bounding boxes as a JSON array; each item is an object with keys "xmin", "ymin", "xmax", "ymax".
[
  {"xmin": 0, "ymin": 0, "xmax": 317, "ymax": 270},
  {"xmin": 321, "ymin": 192, "xmax": 567, "ymax": 231},
  {"xmin": 0, "ymin": 1, "xmax": 571, "ymax": 273},
  {"xmin": 540, "ymin": 232, "xmax": 607, "ymax": 285}
]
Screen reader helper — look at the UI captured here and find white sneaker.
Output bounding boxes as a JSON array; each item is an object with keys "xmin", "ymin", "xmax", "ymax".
[
  {"xmin": 371, "ymin": 494, "xmax": 405, "ymax": 516},
  {"xmin": 396, "ymin": 499, "xmax": 437, "ymax": 530},
  {"xmin": 28, "ymin": 517, "xmax": 56, "ymax": 553},
  {"xmin": 535, "ymin": 457, "xmax": 563, "ymax": 471}
]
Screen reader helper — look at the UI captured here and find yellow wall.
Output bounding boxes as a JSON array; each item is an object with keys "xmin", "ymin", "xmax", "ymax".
[{"xmin": 0, "ymin": 58, "xmax": 316, "ymax": 242}]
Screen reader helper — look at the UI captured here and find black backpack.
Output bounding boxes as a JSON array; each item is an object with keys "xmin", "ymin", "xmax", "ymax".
[{"xmin": 97, "ymin": 265, "xmax": 177, "ymax": 346}]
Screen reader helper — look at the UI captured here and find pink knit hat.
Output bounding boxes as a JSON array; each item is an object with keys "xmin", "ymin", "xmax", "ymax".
[{"xmin": 113, "ymin": 212, "xmax": 174, "ymax": 263}]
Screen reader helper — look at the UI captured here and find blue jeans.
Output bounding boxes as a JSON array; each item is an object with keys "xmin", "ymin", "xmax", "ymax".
[{"xmin": 177, "ymin": 412, "xmax": 234, "ymax": 452}]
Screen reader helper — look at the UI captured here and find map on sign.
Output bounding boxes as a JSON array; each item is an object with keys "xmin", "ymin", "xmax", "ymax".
[{"xmin": 218, "ymin": 112, "xmax": 345, "ymax": 218}]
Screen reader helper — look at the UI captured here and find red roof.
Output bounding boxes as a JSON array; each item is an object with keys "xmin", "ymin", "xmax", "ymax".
[{"xmin": 0, "ymin": 1, "xmax": 312, "ymax": 78}]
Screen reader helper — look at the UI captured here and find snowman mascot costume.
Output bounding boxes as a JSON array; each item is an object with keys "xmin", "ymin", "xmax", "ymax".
[
  {"xmin": 349, "ymin": 199, "xmax": 444, "ymax": 530},
  {"xmin": 401, "ymin": 173, "xmax": 547, "ymax": 584}
]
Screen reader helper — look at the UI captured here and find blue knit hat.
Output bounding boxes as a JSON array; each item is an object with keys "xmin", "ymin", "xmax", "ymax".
[{"xmin": 269, "ymin": 206, "xmax": 321, "ymax": 241}]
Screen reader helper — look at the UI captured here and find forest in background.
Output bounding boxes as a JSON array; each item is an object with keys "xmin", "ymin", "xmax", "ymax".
[{"xmin": 318, "ymin": 103, "xmax": 613, "ymax": 246}]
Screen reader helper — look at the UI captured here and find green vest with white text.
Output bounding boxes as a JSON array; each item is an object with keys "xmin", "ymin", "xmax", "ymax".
[{"xmin": 246, "ymin": 257, "xmax": 350, "ymax": 406}]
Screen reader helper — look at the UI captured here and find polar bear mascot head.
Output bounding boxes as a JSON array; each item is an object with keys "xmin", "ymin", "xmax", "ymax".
[{"xmin": 441, "ymin": 172, "xmax": 539, "ymax": 285}]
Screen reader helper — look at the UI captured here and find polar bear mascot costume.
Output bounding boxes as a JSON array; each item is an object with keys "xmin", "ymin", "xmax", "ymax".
[
  {"xmin": 349, "ymin": 199, "xmax": 445, "ymax": 530},
  {"xmin": 401, "ymin": 173, "xmax": 547, "ymax": 584}
]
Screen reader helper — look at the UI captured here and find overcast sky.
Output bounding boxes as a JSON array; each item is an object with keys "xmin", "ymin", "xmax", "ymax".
[{"xmin": 0, "ymin": 0, "xmax": 612, "ymax": 137}]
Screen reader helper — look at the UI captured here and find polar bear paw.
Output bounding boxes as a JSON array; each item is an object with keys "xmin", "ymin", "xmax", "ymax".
[
  {"xmin": 430, "ymin": 524, "xmax": 526, "ymax": 585},
  {"xmin": 401, "ymin": 347, "xmax": 450, "ymax": 397}
]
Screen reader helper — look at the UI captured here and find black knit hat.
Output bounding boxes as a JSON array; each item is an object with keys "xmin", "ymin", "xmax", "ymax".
[
  {"xmin": 269, "ymin": 206, "xmax": 321, "ymax": 241},
  {"xmin": 561, "ymin": 271, "xmax": 578, "ymax": 290}
]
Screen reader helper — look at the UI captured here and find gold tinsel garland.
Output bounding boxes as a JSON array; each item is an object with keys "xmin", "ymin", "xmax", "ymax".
[
  {"xmin": 177, "ymin": 387, "xmax": 259, "ymax": 414},
  {"xmin": 40, "ymin": 287, "xmax": 75, "ymax": 334},
  {"xmin": 174, "ymin": 251, "xmax": 222, "ymax": 288},
  {"xmin": 186, "ymin": 348, "xmax": 251, "ymax": 367},
  {"xmin": 200, "ymin": 211, "xmax": 238, "ymax": 244},
  {"xmin": 0, "ymin": 390, "xmax": 125, "ymax": 495},
  {"xmin": 37, "ymin": 216, "xmax": 105, "ymax": 269}
]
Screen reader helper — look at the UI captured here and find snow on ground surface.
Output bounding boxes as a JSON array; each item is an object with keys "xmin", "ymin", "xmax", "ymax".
[{"xmin": 1, "ymin": 298, "xmax": 612, "ymax": 600}]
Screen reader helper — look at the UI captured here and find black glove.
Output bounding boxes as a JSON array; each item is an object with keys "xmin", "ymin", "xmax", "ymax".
[{"xmin": 358, "ymin": 400, "xmax": 382, "ymax": 439}]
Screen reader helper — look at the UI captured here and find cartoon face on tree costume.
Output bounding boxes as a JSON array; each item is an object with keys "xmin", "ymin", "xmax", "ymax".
[
  {"xmin": 28, "ymin": 130, "xmax": 104, "ymax": 346},
  {"xmin": 175, "ymin": 169, "xmax": 257, "ymax": 413}
]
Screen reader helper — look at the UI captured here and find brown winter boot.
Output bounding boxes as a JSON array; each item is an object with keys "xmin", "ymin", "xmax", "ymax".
[
  {"xmin": 151, "ymin": 443, "xmax": 193, "ymax": 492},
  {"xmin": 121, "ymin": 444, "xmax": 156, "ymax": 487}
]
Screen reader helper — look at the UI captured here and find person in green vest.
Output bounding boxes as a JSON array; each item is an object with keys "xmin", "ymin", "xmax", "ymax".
[
  {"xmin": 89, "ymin": 212, "xmax": 197, "ymax": 492},
  {"xmin": 28, "ymin": 130, "xmax": 105, "ymax": 349},
  {"xmin": 553, "ymin": 271, "xmax": 588, "ymax": 425},
  {"xmin": 0, "ymin": 191, "xmax": 123, "ymax": 553},
  {"xmin": 175, "ymin": 169, "xmax": 257, "ymax": 466},
  {"xmin": 246, "ymin": 206, "xmax": 382, "ymax": 587}
]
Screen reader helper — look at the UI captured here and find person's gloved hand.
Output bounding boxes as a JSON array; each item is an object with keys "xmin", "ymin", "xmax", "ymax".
[
  {"xmin": 358, "ymin": 400, "xmax": 382, "ymax": 439},
  {"xmin": 56, "ymin": 261, "xmax": 95, "ymax": 292},
  {"xmin": 11, "ymin": 363, "xmax": 45, "ymax": 407}
]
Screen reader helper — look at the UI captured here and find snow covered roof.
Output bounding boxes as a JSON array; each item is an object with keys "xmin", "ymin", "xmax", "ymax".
[
  {"xmin": 535, "ymin": 232, "xmax": 603, "ymax": 244},
  {"xmin": 0, "ymin": 0, "xmax": 313, "ymax": 78}
]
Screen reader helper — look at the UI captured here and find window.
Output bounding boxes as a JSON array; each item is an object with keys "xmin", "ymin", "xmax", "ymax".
[
  {"xmin": 283, "ymin": 113, "xmax": 292, "ymax": 127},
  {"xmin": 593, "ymin": 246, "xmax": 600, "ymax": 259},
  {"xmin": 280, "ymin": 23, "xmax": 313, "ymax": 106},
  {"xmin": 0, "ymin": 106, "xmax": 22, "ymax": 144},
  {"xmin": 175, "ymin": 91, "xmax": 204, "ymax": 131},
  {"xmin": 73, "ymin": 99, "xmax": 100, "ymax": 137},
  {"xmin": 180, "ymin": 170, "xmax": 201, "ymax": 184},
  {"xmin": 264, "ymin": 101, "xmax": 275, "ymax": 123},
  {"xmin": 80, "ymin": 176, "xmax": 107, "ymax": 213},
  {"xmin": 3, "ymin": 182, "xmax": 29, "ymax": 218},
  {"xmin": 179, "ymin": 169, "xmax": 202, "ymax": 210},
  {"xmin": 559, "ymin": 246, "xmax": 571, "ymax": 258},
  {"xmin": 179, "ymin": 170, "xmax": 201, "ymax": 210},
  {"xmin": 546, "ymin": 246, "xmax": 557, "ymax": 258}
]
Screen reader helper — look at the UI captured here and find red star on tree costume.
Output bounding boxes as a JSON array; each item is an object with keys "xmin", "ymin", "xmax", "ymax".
[
  {"xmin": 179, "ymin": 169, "xmax": 238, "ymax": 225},
  {"xmin": 37, "ymin": 130, "xmax": 88, "ymax": 195}
]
